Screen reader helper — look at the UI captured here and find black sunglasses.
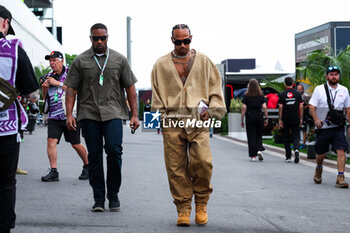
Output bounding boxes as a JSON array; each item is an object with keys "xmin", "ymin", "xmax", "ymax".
[
  {"xmin": 173, "ymin": 38, "xmax": 191, "ymax": 46},
  {"xmin": 91, "ymin": 35, "xmax": 107, "ymax": 42}
]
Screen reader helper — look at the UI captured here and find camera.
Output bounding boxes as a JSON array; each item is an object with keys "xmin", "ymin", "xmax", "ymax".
[
  {"xmin": 40, "ymin": 74, "xmax": 60, "ymax": 87},
  {"xmin": 27, "ymin": 102, "xmax": 39, "ymax": 114},
  {"xmin": 39, "ymin": 75, "xmax": 48, "ymax": 85}
]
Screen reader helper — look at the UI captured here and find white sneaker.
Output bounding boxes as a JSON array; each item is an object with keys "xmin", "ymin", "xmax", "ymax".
[
  {"xmin": 257, "ymin": 151, "xmax": 263, "ymax": 161},
  {"xmin": 285, "ymin": 158, "xmax": 292, "ymax": 163},
  {"xmin": 250, "ymin": 156, "xmax": 258, "ymax": 162}
]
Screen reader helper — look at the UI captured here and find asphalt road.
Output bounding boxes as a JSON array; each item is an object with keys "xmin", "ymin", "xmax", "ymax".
[{"xmin": 12, "ymin": 125, "xmax": 350, "ymax": 233}]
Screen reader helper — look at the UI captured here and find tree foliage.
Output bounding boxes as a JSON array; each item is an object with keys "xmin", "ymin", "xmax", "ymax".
[
  {"xmin": 297, "ymin": 43, "xmax": 350, "ymax": 93},
  {"xmin": 229, "ymin": 98, "xmax": 242, "ymax": 113},
  {"xmin": 261, "ymin": 75, "xmax": 286, "ymax": 93},
  {"xmin": 34, "ymin": 65, "xmax": 51, "ymax": 83},
  {"xmin": 34, "ymin": 65, "xmax": 51, "ymax": 102},
  {"xmin": 65, "ymin": 53, "xmax": 78, "ymax": 67}
]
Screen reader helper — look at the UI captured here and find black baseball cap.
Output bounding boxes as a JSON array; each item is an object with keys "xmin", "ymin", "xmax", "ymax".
[
  {"xmin": 0, "ymin": 5, "xmax": 15, "ymax": 35},
  {"xmin": 45, "ymin": 51, "xmax": 63, "ymax": 60},
  {"xmin": 326, "ymin": 66, "xmax": 341, "ymax": 74}
]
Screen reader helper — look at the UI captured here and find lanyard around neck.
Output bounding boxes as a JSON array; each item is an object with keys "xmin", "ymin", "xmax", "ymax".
[
  {"xmin": 93, "ymin": 48, "xmax": 110, "ymax": 75},
  {"xmin": 329, "ymin": 91, "xmax": 338, "ymax": 105},
  {"xmin": 329, "ymin": 89, "xmax": 337, "ymax": 104}
]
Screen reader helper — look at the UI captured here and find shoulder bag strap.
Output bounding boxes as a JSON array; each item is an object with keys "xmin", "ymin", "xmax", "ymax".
[{"xmin": 324, "ymin": 83, "xmax": 334, "ymax": 110}]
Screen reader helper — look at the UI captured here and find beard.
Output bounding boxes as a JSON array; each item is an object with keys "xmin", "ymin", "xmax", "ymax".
[
  {"xmin": 176, "ymin": 47, "xmax": 189, "ymax": 56},
  {"xmin": 93, "ymin": 44, "xmax": 106, "ymax": 54},
  {"xmin": 328, "ymin": 78, "xmax": 338, "ymax": 85}
]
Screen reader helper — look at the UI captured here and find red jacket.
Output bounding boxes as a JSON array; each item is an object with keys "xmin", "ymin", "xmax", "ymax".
[{"xmin": 265, "ymin": 93, "xmax": 279, "ymax": 109}]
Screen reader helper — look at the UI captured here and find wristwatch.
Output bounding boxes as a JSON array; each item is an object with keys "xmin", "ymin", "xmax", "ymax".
[{"xmin": 59, "ymin": 82, "xmax": 63, "ymax": 87}]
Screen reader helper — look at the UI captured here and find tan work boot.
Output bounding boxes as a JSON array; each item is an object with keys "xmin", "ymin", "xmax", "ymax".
[
  {"xmin": 313, "ymin": 167, "xmax": 322, "ymax": 184},
  {"xmin": 177, "ymin": 212, "xmax": 190, "ymax": 226},
  {"xmin": 195, "ymin": 205, "xmax": 208, "ymax": 225},
  {"xmin": 335, "ymin": 174, "xmax": 349, "ymax": 188},
  {"xmin": 16, "ymin": 167, "xmax": 28, "ymax": 175}
]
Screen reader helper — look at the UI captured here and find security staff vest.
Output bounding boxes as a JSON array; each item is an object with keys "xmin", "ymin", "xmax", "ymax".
[
  {"xmin": 0, "ymin": 37, "xmax": 28, "ymax": 136},
  {"xmin": 46, "ymin": 67, "xmax": 68, "ymax": 120}
]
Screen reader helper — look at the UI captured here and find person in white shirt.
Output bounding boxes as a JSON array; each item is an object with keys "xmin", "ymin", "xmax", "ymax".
[{"xmin": 309, "ymin": 66, "xmax": 350, "ymax": 188}]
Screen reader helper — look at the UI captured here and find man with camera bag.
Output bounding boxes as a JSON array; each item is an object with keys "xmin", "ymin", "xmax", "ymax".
[
  {"xmin": 0, "ymin": 5, "xmax": 39, "ymax": 233},
  {"xmin": 309, "ymin": 66, "xmax": 350, "ymax": 188},
  {"xmin": 40, "ymin": 51, "xmax": 88, "ymax": 182}
]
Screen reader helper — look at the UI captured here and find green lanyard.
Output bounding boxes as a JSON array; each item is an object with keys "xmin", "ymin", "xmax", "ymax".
[
  {"xmin": 93, "ymin": 48, "xmax": 110, "ymax": 86},
  {"xmin": 54, "ymin": 88, "xmax": 59, "ymax": 102}
]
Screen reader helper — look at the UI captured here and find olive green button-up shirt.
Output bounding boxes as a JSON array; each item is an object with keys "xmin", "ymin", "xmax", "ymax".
[{"xmin": 64, "ymin": 47, "xmax": 137, "ymax": 122}]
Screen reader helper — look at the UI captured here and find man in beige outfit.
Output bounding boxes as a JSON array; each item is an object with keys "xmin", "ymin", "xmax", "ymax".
[{"xmin": 151, "ymin": 24, "xmax": 226, "ymax": 226}]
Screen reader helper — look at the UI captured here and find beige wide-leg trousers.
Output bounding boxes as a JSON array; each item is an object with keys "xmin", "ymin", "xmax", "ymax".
[{"xmin": 162, "ymin": 127, "xmax": 213, "ymax": 213}]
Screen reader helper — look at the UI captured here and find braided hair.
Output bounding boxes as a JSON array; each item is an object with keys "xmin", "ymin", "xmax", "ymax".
[{"xmin": 171, "ymin": 24, "xmax": 191, "ymax": 37}]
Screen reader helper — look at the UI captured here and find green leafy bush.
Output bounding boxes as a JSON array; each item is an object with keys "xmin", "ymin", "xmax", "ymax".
[
  {"xmin": 229, "ymin": 98, "xmax": 242, "ymax": 113},
  {"xmin": 214, "ymin": 113, "xmax": 228, "ymax": 134}
]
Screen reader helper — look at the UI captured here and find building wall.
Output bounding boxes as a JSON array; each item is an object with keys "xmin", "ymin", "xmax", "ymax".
[
  {"xmin": 2, "ymin": 0, "xmax": 64, "ymax": 67},
  {"xmin": 295, "ymin": 22, "xmax": 350, "ymax": 64}
]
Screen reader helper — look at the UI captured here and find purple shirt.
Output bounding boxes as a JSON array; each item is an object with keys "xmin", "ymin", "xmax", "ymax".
[{"xmin": 46, "ymin": 67, "xmax": 68, "ymax": 120}]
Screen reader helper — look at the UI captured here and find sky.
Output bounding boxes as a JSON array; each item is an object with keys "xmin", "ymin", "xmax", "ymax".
[{"xmin": 53, "ymin": 0, "xmax": 350, "ymax": 89}]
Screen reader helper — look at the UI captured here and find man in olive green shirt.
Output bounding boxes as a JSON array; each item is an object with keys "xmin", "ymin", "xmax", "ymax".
[{"xmin": 64, "ymin": 23, "xmax": 139, "ymax": 212}]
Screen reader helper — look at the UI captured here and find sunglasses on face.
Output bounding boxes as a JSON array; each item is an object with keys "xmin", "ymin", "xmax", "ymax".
[
  {"xmin": 173, "ymin": 38, "xmax": 191, "ymax": 46},
  {"xmin": 91, "ymin": 35, "xmax": 107, "ymax": 41}
]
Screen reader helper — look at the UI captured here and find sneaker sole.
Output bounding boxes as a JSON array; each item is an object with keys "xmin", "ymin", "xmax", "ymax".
[
  {"xmin": 41, "ymin": 178, "xmax": 59, "ymax": 182},
  {"xmin": 258, "ymin": 155, "xmax": 263, "ymax": 161},
  {"xmin": 91, "ymin": 207, "xmax": 105, "ymax": 212},
  {"xmin": 109, "ymin": 207, "xmax": 120, "ymax": 212}
]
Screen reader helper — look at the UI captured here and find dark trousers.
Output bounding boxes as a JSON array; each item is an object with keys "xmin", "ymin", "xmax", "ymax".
[
  {"xmin": 0, "ymin": 134, "xmax": 19, "ymax": 231},
  {"xmin": 282, "ymin": 123, "xmax": 300, "ymax": 159},
  {"xmin": 245, "ymin": 115, "xmax": 264, "ymax": 157},
  {"xmin": 81, "ymin": 119, "xmax": 123, "ymax": 201}
]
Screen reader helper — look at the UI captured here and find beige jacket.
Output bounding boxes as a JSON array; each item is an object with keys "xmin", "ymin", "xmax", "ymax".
[{"xmin": 151, "ymin": 51, "xmax": 226, "ymax": 133}]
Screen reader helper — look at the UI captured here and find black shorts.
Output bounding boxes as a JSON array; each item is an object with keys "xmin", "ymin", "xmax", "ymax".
[
  {"xmin": 315, "ymin": 127, "xmax": 348, "ymax": 154},
  {"xmin": 47, "ymin": 119, "xmax": 81, "ymax": 145}
]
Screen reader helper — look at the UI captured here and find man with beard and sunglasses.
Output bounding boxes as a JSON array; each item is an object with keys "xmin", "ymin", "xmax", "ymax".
[
  {"xmin": 151, "ymin": 24, "xmax": 226, "ymax": 226},
  {"xmin": 309, "ymin": 66, "xmax": 350, "ymax": 188},
  {"xmin": 64, "ymin": 23, "xmax": 139, "ymax": 212}
]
